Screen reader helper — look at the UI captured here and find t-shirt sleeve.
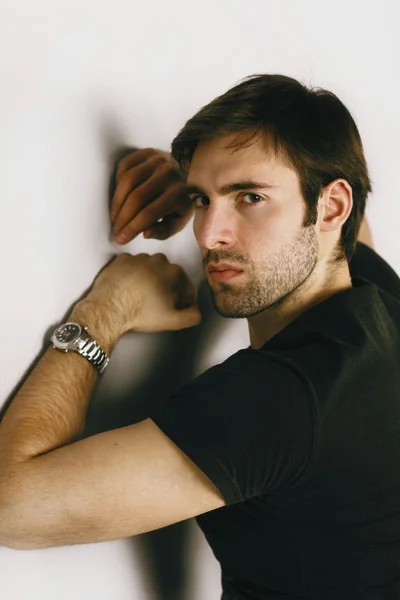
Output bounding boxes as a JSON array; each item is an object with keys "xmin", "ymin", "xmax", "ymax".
[
  {"xmin": 350, "ymin": 242, "xmax": 400, "ymax": 299},
  {"xmin": 150, "ymin": 349, "xmax": 314, "ymax": 506}
]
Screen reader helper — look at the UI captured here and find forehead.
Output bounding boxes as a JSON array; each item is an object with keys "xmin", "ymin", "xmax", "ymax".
[{"xmin": 187, "ymin": 133, "xmax": 298, "ymax": 189}]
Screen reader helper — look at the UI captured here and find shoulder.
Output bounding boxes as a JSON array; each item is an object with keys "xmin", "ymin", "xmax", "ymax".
[
  {"xmin": 350, "ymin": 242, "xmax": 400, "ymax": 299},
  {"xmin": 174, "ymin": 347, "xmax": 313, "ymax": 416},
  {"xmin": 152, "ymin": 348, "xmax": 315, "ymax": 501}
]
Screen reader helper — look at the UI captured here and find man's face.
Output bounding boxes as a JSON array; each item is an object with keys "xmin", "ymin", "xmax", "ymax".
[{"xmin": 186, "ymin": 133, "xmax": 320, "ymax": 318}]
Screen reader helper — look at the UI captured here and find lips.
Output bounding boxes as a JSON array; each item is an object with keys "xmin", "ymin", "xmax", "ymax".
[
  {"xmin": 207, "ymin": 262, "xmax": 244, "ymax": 283},
  {"xmin": 207, "ymin": 263, "xmax": 244, "ymax": 274}
]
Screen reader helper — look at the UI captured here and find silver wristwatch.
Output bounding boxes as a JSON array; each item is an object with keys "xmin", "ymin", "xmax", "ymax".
[{"xmin": 50, "ymin": 322, "xmax": 110, "ymax": 374}]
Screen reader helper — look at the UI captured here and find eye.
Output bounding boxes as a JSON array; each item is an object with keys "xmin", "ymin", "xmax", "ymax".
[
  {"xmin": 190, "ymin": 195, "xmax": 209, "ymax": 208},
  {"xmin": 241, "ymin": 193, "xmax": 263, "ymax": 205}
]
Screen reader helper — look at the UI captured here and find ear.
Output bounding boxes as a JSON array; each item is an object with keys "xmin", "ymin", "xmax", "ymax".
[{"xmin": 318, "ymin": 178, "xmax": 353, "ymax": 233}]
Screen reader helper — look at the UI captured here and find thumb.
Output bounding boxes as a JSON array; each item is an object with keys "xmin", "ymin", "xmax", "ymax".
[{"xmin": 169, "ymin": 305, "xmax": 202, "ymax": 330}]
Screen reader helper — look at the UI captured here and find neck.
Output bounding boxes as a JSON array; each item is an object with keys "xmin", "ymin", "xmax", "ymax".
[{"xmin": 247, "ymin": 262, "xmax": 352, "ymax": 350}]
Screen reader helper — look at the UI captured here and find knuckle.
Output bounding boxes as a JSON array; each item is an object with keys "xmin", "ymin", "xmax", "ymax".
[
  {"xmin": 119, "ymin": 170, "xmax": 133, "ymax": 188},
  {"xmin": 153, "ymin": 164, "xmax": 170, "ymax": 182},
  {"xmin": 148, "ymin": 153, "xmax": 166, "ymax": 169},
  {"xmin": 169, "ymin": 264, "xmax": 185, "ymax": 279},
  {"xmin": 116, "ymin": 154, "xmax": 136, "ymax": 179},
  {"xmin": 116, "ymin": 148, "xmax": 166, "ymax": 180},
  {"xmin": 116, "ymin": 159, "xmax": 128, "ymax": 177},
  {"xmin": 119, "ymin": 148, "xmax": 151, "ymax": 165},
  {"xmin": 152, "ymin": 252, "xmax": 168, "ymax": 262},
  {"xmin": 117, "ymin": 170, "xmax": 132, "ymax": 193},
  {"xmin": 169, "ymin": 262, "xmax": 183, "ymax": 273},
  {"xmin": 117, "ymin": 153, "xmax": 133, "ymax": 170},
  {"xmin": 155, "ymin": 161, "xmax": 173, "ymax": 177}
]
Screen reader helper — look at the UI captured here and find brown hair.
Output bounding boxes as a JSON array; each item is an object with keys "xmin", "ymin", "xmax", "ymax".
[{"xmin": 171, "ymin": 74, "xmax": 372, "ymax": 261}]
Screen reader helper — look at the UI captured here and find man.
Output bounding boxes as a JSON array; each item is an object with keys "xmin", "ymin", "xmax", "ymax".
[{"xmin": 1, "ymin": 74, "xmax": 400, "ymax": 600}]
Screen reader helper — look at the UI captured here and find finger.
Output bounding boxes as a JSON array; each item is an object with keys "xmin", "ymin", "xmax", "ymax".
[
  {"xmin": 111, "ymin": 158, "xmax": 161, "ymax": 224},
  {"xmin": 168, "ymin": 305, "xmax": 202, "ymax": 331},
  {"xmin": 143, "ymin": 209, "xmax": 193, "ymax": 240},
  {"xmin": 172, "ymin": 269, "xmax": 198, "ymax": 309},
  {"xmin": 115, "ymin": 148, "xmax": 157, "ymax": 182},
  {"xmin": 115, "ymin": 185, "xmax": 192, "ymax": 244},
  {"xmin": 113, "ymin": 166, "xmax": 174, "ymax": 236}
]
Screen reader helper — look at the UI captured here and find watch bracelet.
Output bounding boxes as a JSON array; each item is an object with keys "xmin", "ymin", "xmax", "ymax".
[{"xmin": 76, "ymin": 329, "xmax": 109, "ymax": 374}]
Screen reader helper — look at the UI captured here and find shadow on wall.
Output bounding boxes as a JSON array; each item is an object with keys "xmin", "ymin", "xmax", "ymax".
[
  {"xmin": 1, "ymin": 139, "xmax": 229, "ymax": 600},
  {"xmin": 87, "ymin": 141, "xmax": 230, "ymax": 600},
  {"xmin": 1, "ymin": 283, "xmax": 224, "ymax": 600},
  {"xmin": 85, "ymin": 276, "xmax": 226, "ymax": 600},
  {"xmin": 86, "ymin": 135, "xmax": 230, "ymax": 600}
]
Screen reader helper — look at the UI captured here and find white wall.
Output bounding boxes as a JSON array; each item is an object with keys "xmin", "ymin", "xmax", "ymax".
[{"xmin": 0, "ymin": 1, "xmax": 399, "ymax": 598}]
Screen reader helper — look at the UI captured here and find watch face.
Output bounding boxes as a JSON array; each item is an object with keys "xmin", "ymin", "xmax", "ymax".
[{"xmin": 56, "ymin": 323, "xmax": 81, "ymax": 343}]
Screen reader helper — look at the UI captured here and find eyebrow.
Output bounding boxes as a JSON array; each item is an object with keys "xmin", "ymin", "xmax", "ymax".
[{"xmin": 185, "ymin": 180, "xmax": 278, "ymax": 196}]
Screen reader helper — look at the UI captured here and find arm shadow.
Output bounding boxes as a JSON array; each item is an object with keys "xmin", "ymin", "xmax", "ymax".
[{"xmin": 84, "ymin": 277, "xmax": 227, "ymax": 600}]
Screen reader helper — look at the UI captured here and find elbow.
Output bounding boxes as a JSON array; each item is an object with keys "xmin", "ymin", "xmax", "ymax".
[
  {"xmin": 0, "ymin": 503, "xmax": 25, "ymax": 550},
  {"xmin": 0, "ymin": 471, "xmax": 77, "ymax": 551},
  {"xmin": 0, "ymin": 537, "xmax": 37, "ymax": 551},
  {"xmin": 0, "ymin": 488, "xmax": 13, "ymax": 547},
  {"xmin": 0, "ymin": 467, "xmax": 48, "ymax": 550},
  {"xmin": 0, "ymin": 499, "xmax": 66, "ymax": 551},
  {"xmin": 0, "ymin": 521, "xmax": 46, "ymax": 551},
  {"xmin": 0, "ymin": 496, "xmax": 44, "ymax": 551},
  {"xmin": 0, "ymin": 514, "xmax": 21, "ymax": 550},
  {"xmin": 0, "ymin": 478, "xmax": 22, "ymax": 549},
  {"xmin": 0, "ymin": 514, "xmax": 52, "ymax": 551}
]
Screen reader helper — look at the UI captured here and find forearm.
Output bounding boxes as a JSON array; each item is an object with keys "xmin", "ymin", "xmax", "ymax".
[{"xmin": 0, "ymin": 300, "xmax": 120, "ymax": 467}]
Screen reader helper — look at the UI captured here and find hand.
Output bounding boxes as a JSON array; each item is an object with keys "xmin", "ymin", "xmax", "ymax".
[
  {"xmin": 86, "ymin": 252, "xmax": 201, "ymax": 334},
  {"xmin": 111, "ymin": 148, "xmax": 194, "ymax": 244}
]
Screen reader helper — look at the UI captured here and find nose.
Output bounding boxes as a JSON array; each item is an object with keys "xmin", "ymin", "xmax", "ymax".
[{"xmin": 194, "ymin": 205, "xmax": 236, "ymax": 250}]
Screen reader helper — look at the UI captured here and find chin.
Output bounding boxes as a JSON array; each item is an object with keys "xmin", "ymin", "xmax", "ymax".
[
  {"xmin": 214, "ymin": 306, "xmax": 245, "ymax": 319},
  {"xmin": 212, "ymin": 287, "xmax": 279, "ymax": 319},
  {"xmin": 212, "ymin": 296, "xmax": 261, "ymax": 319}
]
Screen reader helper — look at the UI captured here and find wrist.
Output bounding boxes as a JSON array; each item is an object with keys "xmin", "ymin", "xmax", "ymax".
[{"xmin": 68, "ymin": 298, "xmax": 123, "ymax": 355}]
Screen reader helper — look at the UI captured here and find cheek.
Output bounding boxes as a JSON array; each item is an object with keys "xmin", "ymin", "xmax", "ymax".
[
  {"xmin": 241, "ymin": 212, "xmax": 277, "ymax": 245},
  {"xmin": 241, "ymin": 205, "xmax": 302, "ymax": 254},
  {"xmin": 258, "ymin": 202, "xmax": 304, "ymax": 240},
  {"xmin": 192, "ymin": 212, "xmax": 202, "ymax": 242}
]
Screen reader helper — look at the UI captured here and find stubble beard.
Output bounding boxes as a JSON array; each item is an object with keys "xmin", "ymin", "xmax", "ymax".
[{"xmin": 208, "ymin": 225, "xmax": 319, "ymax": 319}]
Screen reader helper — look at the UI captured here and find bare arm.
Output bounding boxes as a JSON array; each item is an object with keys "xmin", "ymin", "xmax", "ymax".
[{"xmin": 0, "ymin": 256, "xmax": 224, "ymax": 551}]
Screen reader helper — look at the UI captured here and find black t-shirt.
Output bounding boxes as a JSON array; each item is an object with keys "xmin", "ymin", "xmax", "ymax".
[{"xmin": 151, "ymin": 242, "xmax": 400, "ymax": 600}]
